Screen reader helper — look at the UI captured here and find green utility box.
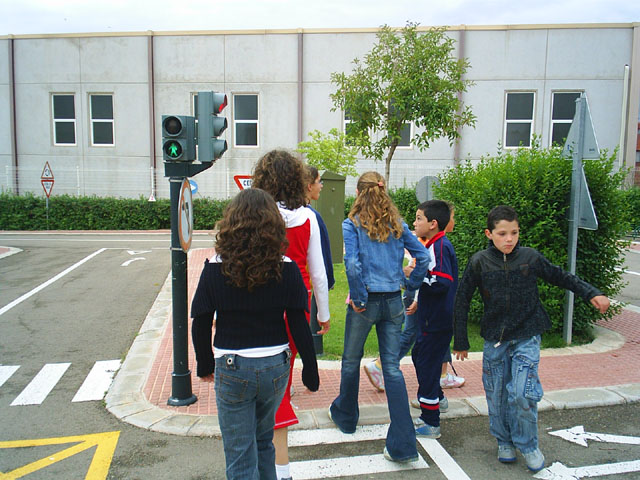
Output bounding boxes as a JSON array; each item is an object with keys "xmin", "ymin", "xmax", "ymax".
[
  {"xmin": 310, "ymin": 171, "xmax": 345, "ymax": 356},
  {"xmin": 311, "ymin": 171, "xmax": 346, "ymax": 265}
]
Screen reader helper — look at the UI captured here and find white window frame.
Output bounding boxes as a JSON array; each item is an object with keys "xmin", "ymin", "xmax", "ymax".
[
  {"xmin": 233, "ymin": 93, "xmax": 259, "ymax": 148},
  {"xmin": 549, "ymin": 91, "xmax": 582, "ymax": 146},
  {"xmin": 52, "ymin": 93, "xmax": 77, "ymax": 146},
  {"xmin": 504, "ymin": 91, "xmax": 535, "ymax": 149},
  {"xmin": 89, "ymin": 93, "xmax": 115, "ymax": 147}
]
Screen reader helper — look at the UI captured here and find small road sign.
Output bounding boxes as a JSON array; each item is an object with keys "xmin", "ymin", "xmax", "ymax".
[
  {"xmin": 41, "ymin": 161, "xmax": 54, "ymax": 198},
  {"xmin": 233, "ymin": 175, "xmax": 252, "ymax": 190},
  {"xmin": 177, "ymin": 178, "xmax": 193, "ymax": 252}
]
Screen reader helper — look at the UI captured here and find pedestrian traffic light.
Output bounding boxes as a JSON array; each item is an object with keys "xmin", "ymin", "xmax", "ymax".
[
  {"xmin": 195, "ymin": 91, "xmax": 228, "ymax": 163},
  {"xmin": 162, "ymin": 115, "xmax": 196, "ymax": 162}
]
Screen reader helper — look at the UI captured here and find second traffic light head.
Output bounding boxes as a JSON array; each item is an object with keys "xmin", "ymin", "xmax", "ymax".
[{"xmin": 196, "ymin": 91, "xmax": 228, "ymax": 163}]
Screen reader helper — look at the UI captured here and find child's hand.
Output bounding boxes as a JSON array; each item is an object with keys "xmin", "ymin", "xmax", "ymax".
[
  {"xmin": 590, "ymin": 295, "xmax": 610, "ymax": 314},
  {"xmin": 405, "ymin": 301, "xmax": 418, "ymax": 315},
  {"xmin": 453, "ymin": 350, "xmax": 468, "ymax": 361},
  {"xmin": 403, "ymin": 265, "xmax": 414, "ymax": 278},
  {"xmin": 317, "ymin": 319, "xmax": 330, "ymax": 335}
]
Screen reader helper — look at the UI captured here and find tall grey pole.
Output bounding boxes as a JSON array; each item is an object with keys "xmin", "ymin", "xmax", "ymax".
[{"xmin": 562, "ymin": 96, "xmax": 587, "ymax": 345}]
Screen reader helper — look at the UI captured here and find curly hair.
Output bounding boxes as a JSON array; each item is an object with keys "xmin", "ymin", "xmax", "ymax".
[
  {"xmin": 215, "ymin": 189, "xmax": 288, "ymax": 291},
  {"xmin": 252, "ymin": 149, "xmax": 307, "ymax": 210},
  {"xmin": 348, "ymin": 171, "xmax": 403, "ymax": 242}
]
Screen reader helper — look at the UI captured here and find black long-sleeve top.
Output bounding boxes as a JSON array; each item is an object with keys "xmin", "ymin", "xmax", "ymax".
[
  {"xmin": 190, "ymin": 257, "xmax": 319, "ymax": 391},
  {"xmin": 453, "ymin": 242, "xmax": 602, "ymax": 352}
]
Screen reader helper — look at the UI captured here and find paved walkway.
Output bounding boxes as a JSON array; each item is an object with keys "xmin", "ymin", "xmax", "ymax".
[{"xmin": 106, "ymin": 247, "xmax": 640, "ymax": 437}]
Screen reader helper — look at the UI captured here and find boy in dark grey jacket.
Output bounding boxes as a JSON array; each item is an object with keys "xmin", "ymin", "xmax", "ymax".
[{"xmin": 452, "ymin": 205, "xmax": 610, "ymax": 473}]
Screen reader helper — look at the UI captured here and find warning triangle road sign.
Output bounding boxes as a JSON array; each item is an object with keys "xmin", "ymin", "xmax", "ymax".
[{"xmin": 41, "ymin": 179, "xmax": 54, "ymax": 198}]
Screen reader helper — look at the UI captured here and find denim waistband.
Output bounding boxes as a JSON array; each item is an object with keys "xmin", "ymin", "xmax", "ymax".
[{"xmin": 367, "ymin": 291, "xmax": 401, "ymax": 299}]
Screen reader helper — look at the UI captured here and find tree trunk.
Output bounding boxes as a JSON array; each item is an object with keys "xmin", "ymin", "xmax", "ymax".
[{"xmin": 385, "ymin": 142, "xmax": 397, "ymax": 186}]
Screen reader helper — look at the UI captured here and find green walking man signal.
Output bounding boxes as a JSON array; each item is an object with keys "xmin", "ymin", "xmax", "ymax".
[{"xmin": 162, "ymin": 115, "xmax": 196, "ymax": 162}]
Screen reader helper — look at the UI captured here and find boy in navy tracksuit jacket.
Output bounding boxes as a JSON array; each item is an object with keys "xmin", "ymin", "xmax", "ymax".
[{"xmin": 410, "ymin": 200, "xmax": 458, "ymax": 439}]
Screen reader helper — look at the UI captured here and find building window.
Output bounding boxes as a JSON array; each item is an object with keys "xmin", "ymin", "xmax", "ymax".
[
  {"xmin": 90, "ymin": 94, "xmax": 114, "ymax": 146},
  {"xmin": 233, "ymin": 94, "xmax": 258, "ymax": 147},
  {"xmin": 504, "ymin": 92, "xmax": 535, "ymax": 148},
  {"xmin": 52, "ymin": 94, "xmax": 76, "ymax": 145},
  {"xmin": 551, "ymin": 92, "xmax": 581, "ymax": 146},
  {"xmin": 397, "ymin": 122, "xmax": 412, "ymax": 148}
]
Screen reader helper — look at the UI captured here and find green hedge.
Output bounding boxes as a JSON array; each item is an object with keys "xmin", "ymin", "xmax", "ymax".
[
  {"xmin": 434, "ymin": 143, "xmax": 629, "ymax": 339},
  {"xmin": 0, "ymin": 193, "xmax": 229, "ymax": 231}
]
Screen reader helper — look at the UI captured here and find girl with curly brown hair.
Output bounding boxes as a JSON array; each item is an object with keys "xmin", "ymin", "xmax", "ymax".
[
  {"xmin": 328, "ymin": 171, "xmax": 429, "ymax": 463},
  {"xmin": 190, "ymin": 188, "xmax": 319, "ymax": 480},
  {"xmin": 252, "ymin": 149, "xmax": 330, "ymax": 480}
]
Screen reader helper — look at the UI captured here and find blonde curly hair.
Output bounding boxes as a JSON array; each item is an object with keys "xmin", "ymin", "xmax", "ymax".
[{"xmin": 348, "ymin": 171, "xmax": 403, "ymax": 242}]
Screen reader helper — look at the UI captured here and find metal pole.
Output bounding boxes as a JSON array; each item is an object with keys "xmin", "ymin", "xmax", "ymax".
[
  {"xmin": 167, "ymin": 175, "xmax": 197, "ymax": 406},
  {"xmin": 562, "ymin": 96, "xmax": 586, "ymax": 345}
]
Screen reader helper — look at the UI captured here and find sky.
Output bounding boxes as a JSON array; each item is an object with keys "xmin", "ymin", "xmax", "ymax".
[{"xmin": 1, "ymin": 0, "xmax": 639, "ymax": 36}]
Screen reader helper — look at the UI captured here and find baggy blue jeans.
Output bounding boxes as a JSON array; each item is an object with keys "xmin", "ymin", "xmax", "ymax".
[
  {"xmin": 215, "ymin": 350, "xmax": 291, "ymax": 480},
  {"xmin": 330, "ymin": 292, "xmax": 418, "ymax": 461},
  {"xmin": 482, "ymin": 336, "xmax": 544, "ymax": 454}
]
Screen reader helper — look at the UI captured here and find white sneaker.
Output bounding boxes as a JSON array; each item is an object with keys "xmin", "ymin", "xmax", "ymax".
[
  {"xmin": 363, "ymin": 361, "xmax": 385, "ymax": 391},
  {"xmin": 440, "ymin": 373, "xmax": 465, "ymax": 389}
]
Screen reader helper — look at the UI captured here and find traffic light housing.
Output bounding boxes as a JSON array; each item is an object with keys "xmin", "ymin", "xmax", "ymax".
[
  {"xmin": 195, "ymin": 91, "xmax": 228, "ymax": 163},
  {"xmin": 162, "ymin": 115, "xmax": 196, "ymax": 162}
]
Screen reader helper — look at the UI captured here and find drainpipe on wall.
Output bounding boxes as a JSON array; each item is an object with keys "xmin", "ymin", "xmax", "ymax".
[
  {"xmin": 297, "ymin": 30, "xmax": 304, "ymax": 146},
  {"xmin": 8, "ymin": 36, "xmax": 18, "ymax": 194},
  {"xmin": 619, "ymin": 64, "xmax": 630, "ymax": 170},
  {"xmin": 147, "ymin": 32, "xmax": 157, "ymax": 201},
  {"xmin": 453, "ymin": 26, "xmax": 466, "ymax": 167},
  {"xmin": 624, "ymin": 24, "xmax": 640, "ymax": 186}
]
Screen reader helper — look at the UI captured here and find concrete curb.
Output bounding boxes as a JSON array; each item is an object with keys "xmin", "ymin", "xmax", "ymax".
[{"xmin": 105, "ymin": 270, "xmax": 640, "ymax": 438}]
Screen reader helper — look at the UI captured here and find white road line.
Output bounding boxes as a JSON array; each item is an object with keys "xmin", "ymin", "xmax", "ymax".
[
  {"xmin": 0, "ymin": 365, "xmax": 20, "ymax": 388},
  {"xmin": 615, "ymin": 267, "xmax": 640, "ymax": 276},
  {"xmin": 418, "ymin": 437, "xmax": 472, "ymax": 480},
  {"xmin": 0, "ymin": 248, "xmax": 107, "ymax": 317},
  {"xmin": 10, "ymin": 363, "xmax": 71, "ymax": 406},
  {"xmin": 72, "ymin": 360, "xmax": 121, "ymax": 402},
  {"xmin": 290, "ymin": 453, "xmax": 428, "ymax": 479},
  {"xmin": 289, "ymin": 424, "xmax": 388, "ymax": 446}
]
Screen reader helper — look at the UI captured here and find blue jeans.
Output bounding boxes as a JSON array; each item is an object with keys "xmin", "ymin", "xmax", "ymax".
[
  {"xmin": 215, "ymin": 350, "xmax": 291, "ymax": 480},
  {"xmin": 482, "ymin": 336, "xmax": 543, "ymax": 454},
  {"xmin": 330, "ymin": 292, "xmax": 417, "ymax": 461},
  {"xmin": 398, "ymin": 294, "xmax": 418, "ymax": 359}
]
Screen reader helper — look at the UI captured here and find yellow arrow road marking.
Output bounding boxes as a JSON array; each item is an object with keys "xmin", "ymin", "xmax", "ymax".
[{"xmin": 0, "ymin": 431, "xmax": 120, "ymax": 480}]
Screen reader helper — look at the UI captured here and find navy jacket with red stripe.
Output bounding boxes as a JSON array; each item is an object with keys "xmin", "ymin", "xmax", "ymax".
[{"xmin": 415, "ymin": 231, "xmax": 458, "ymax": 333}]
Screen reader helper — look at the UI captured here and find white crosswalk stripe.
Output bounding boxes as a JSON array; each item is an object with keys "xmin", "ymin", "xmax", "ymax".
[{"xmin": 2, "ymin": 360, "xmax": 121, "ymax": 406}]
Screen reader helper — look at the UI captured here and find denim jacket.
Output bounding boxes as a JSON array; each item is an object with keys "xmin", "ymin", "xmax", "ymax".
[{"xmin": 343, "ymin": 217, "xmax": 430, "ymax": 308}]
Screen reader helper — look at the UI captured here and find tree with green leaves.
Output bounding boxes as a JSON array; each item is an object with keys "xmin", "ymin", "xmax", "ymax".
[
  {"xmin": 331, "ymin": 22, "xmax": 476, "ymax": 184},
  {"xmin": 296, "ymin": 128, "xmax": 359, "ymax": 177}
]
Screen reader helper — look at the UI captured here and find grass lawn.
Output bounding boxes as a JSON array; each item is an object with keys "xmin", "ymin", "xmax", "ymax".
[{"xmin": 318, "ymin": 263, "xmax": 572, "ymax": 359}]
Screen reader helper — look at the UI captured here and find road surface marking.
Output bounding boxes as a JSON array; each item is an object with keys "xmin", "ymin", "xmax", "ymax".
[
  {"xmin": 10, "ymin": 363, "xmax": 71, "ymax": 406},
  {"xmin": 121, "ymin": 257, "xmax": 145, "ymax": 266},
  {"xmin": 549, "ymin": 425, "xmax": 640, "ymax": 447},
  {"xmin": 72, "ymin": 360, "xmax": 121, "ymax": 402},
  {"xmin": 290, "ymin": 452, "xmax": 427, "ymax": 479},
  {"xmin": 0, "ymin": 248, "xmax": 107, "ymax": 317},
  {"xmin": 535, "ymin": 460, "xmax": 640, "ymax": 479},
  {"xmin": 0, "ymin": 431, "xmax": 120, "ymax": 480},
  {"xmin": 0, "ymin": 365, "xmax": 20, "ymax": 388},
  {"xmin": 418, "ymin": 437, "xmax": 472, "ymax": 480}
]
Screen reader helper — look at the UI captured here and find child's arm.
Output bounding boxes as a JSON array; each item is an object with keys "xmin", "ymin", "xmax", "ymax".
[
  {"xmin": 536, "ymin": 251, "xmax": 610, "ymax": 312},
  {"xmin": 421, "ymin": 242, "xmax": 455, "ymax": 296},
  {"xmin": 453, "ymin": 257, "xmax": 480, "ymax": 353}
]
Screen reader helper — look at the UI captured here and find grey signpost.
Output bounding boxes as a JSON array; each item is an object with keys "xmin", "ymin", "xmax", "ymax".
[{"xmin": 562, "ymin": 95, "xmax": 599, "ymax": 344}]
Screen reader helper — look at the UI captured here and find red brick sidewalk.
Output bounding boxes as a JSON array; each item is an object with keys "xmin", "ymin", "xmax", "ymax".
[{"xmin": 144, "ymin": 248, "xmax": 640, "ymax": 416}]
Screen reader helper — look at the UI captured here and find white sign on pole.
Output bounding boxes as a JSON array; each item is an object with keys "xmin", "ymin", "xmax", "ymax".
[
  {"xmin": 41, "ymin": 161, "xmax": 55, "ymax": 198},
  {"xmin": 234, "ymin": 175, "xmax": 253, "ymax": 190},
  {"xmin": 178, "ymin": 178, "xmax": 193, "ymax": 252}
]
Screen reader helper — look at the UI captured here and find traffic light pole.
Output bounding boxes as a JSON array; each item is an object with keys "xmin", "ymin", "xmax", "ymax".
[{"xmin": 165, "ymin": 161, "xmax": 212, "ymax": 406}]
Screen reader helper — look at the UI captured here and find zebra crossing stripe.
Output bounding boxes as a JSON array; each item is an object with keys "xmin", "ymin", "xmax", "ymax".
[
  {"xmin": 10, "ymin": 363, "xmax": 71, "ymax": 406},
  {"xmin": 291, "ymin": 452, "xmax": 428, "ymax": 479},
  {"xmin": 0, "ymin": 365, "xmax": 20, "ymax": 388},
  {"xmin": 72, "ymin": 360, "xmax": 121, "ymax": 402}
]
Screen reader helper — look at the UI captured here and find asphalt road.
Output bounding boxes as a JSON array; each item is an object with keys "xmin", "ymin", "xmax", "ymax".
[{"xmin": 0, "ymin": 233, "xmax": 638, "ymax": 479}]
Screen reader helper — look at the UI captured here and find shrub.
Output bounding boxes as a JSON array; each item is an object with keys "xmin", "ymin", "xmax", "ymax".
[{"xmin": 434, "ymin": 142, "xmax": 629, "ymax": 339}]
